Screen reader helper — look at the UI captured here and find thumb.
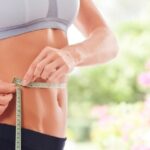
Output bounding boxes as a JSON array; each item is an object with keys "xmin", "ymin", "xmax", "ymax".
[{"xmin": 0, "ymin": 82, "xmax": 16, "ymax": 94}]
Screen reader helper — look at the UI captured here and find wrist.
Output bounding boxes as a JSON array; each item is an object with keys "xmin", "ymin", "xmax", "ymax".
[{"xmin": 61, "ymin": 44, "xmax": 86, "ymax": 66}]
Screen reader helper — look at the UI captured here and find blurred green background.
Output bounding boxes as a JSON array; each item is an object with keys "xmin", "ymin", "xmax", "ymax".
[{"xmin": 65, "ymin": 0, "xmax": 150, "ymax": 149}]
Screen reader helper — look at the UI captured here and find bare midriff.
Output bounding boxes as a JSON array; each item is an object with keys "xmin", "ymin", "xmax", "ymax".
[{"xmin": 0, "ymin": 29, "xmax": 69, "ymax": 138}]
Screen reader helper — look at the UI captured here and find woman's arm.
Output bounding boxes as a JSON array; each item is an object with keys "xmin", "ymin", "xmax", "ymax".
[
  {"xmin": 22, "ymin": 0, "xmax": 119, "ymax": 84},
  {"xmin": 61, "ymin": 0, "xmax": 119, "ymax": 67}
]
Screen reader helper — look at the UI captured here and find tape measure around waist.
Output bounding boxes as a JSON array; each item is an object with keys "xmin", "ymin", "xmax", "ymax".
[{"xmin": 12, "ymin": 77, "xmax": 66, "ymax": 150}]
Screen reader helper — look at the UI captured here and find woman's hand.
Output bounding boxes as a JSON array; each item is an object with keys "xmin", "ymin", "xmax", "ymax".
[
  {"xmin": 0, "ymin": 80, "xmax": 16, "ymax": 115},
  {"xmin": 22, "ymin": 46, "xmax": 77, "ymax": 86}
]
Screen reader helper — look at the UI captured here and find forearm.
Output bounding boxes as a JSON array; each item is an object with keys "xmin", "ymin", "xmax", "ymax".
[{"xmin": 61, "ymin": 27, "xmax": 118, "ymax": 67}]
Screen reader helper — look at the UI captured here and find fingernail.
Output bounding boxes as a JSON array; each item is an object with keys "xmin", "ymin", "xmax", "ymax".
[{"xmin": 22, "ymin": 79, "xmax": 28, "ymax": 86}]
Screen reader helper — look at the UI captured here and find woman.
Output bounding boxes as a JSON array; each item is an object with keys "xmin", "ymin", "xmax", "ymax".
[{"xmin": 0, "ymin": 0, "xmax": 118, "ymax": 150}]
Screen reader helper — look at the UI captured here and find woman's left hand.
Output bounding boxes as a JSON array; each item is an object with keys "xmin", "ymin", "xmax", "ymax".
[{"xmin": 22, "ymin": 46, "xmax": 76, "ymax": 86}]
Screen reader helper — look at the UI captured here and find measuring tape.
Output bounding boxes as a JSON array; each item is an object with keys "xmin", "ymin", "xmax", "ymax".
[{"xmin": 12, "ymin": 77, "xmax": 66, "ymax": 150}]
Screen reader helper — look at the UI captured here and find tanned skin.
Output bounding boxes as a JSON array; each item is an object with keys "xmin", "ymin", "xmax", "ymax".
[{"xmin": 0, "ymin": 0, "xmax": 118, "ymax": 138}]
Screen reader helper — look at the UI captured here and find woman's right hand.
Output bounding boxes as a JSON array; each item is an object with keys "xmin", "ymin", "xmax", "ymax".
[{"xmin": 0, "ymin": 80, "xmax": 16, "ymax": 115}]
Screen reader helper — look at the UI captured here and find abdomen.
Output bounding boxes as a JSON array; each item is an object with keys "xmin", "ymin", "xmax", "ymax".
[{"xmin": 0, "ymin": 29, "xmax": 69, "ymax": 138}]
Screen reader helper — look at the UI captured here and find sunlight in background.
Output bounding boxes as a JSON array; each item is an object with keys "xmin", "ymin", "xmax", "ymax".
[
  {"xmin": 64, "ymin": 0, "xmax": 150, "ymax": 149},
  {"xmin": 67, "ymin": 25, "xmax": 84, "ymax": 76},
  {"xmin": 68, "ymin": 25, "xmax": 84, "ymax": 44}
]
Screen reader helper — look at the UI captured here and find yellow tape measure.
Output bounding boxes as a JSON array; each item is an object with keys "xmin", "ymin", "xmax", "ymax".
[{"xmin": 12, "ymin": 77, "xmax": 66, "ymax": 150}]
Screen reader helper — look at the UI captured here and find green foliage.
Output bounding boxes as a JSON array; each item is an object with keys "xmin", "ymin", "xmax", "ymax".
[
  {"xmin": 67, "ymin": 20, "xmax": 150, "ymax": 142},
  {"xmin": 67, "ymin": 118, "xmax": 91, "ymax": 142},
  {"xmin": 68, "ymin": 20, "xmax": 150, "ymax": 106}
]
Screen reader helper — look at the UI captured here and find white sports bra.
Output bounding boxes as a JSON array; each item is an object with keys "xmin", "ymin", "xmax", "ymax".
[{"xmin": 0, "ymin": 0, "xmax": 80, "ymax": 40}]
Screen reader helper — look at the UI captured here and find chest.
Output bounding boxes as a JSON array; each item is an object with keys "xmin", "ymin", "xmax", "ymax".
[{"xmin": 0, "ymin": 0, "xmax": 80, "ymax": 27}]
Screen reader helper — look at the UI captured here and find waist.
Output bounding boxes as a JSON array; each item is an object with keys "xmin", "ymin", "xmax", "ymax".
[
  {"xmin": 0, "ymin": 29, "xmax": 68, "ymax": 137},
  {"xmin": 0, "ymin": 28, "xmax": 68, "ymax": 82},
  {"xmin": 0, "ymin": 123, "xmax": 67, "ymax": 149},
  {"xmin": 0, "ymin": 77, "xmax": 68, "ymax": 137}
]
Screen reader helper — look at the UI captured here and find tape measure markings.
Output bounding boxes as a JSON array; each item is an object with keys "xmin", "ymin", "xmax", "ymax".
[{"xmin": 12, "ymin": 77, "xmax": 66, "ymax": 150}]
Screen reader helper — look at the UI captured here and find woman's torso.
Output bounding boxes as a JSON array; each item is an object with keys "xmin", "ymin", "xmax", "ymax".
[{"xmin": 0, "ymin": 29, "xmax": 69, "ymax": 138}]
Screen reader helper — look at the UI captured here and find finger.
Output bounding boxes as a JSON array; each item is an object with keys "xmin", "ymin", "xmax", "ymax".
[
  {"xmin": 54, "ymin": 66, "xmax": 69, "ymax": 81},
  {"xmin": 31, "ymin": 47, "xmax": 58, "ymax": 67},
  {"xmin": 0, "ymin": 94, "xmax": 13, "ymax": 105},
  {"xmin": 48, "ymin": 65, "xmax": 67, "ymax": 82},
  {"xmin": 41, "ymin": 59, "xmax": 62, "ymax": 80},
  {"xmin": 57, "ymin": 75, "xmax": 69, "ymax": 83},
  {"xmin": 33, "ymin": 54, "xmax": 56, "ymax": 80},
  {"xmin": 22, "ymin": 63, "xmax": 36, "ymax": 86},
  {"xmin": 22, "ymin": 47, "xmax": 50, "ymax": 85},
  {"xmin": 0, "ymin": 82, "xmax": 16, "ymax": 94},
  {"xmin": 31, "ymin": 47, "xmax": 50, "ymax": 65},
  {"xmin": 40, "ymin": 68, "xmax": 56, "ymax": 81}
]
